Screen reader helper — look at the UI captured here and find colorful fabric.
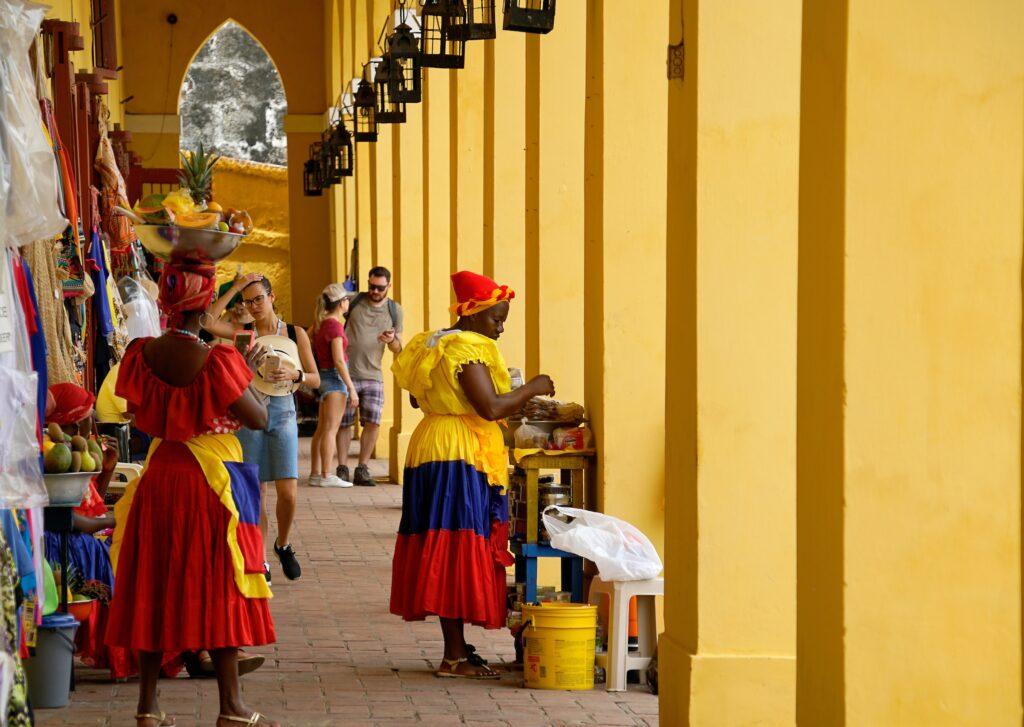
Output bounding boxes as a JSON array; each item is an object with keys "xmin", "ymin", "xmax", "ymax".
[
  {"xmin": 106, "ymin": 341, "xmax": 274, "ymax": 652},
  {"xmin": 96, "ymin": 362, "xmax": 129, "ymax": 423},
  {"xmin": 341, "ymin": 378, "xmax": 385, "ymax": 428},
  {"xmin": 389, "ymin": 330, "xmax": 513, "ymax": 629},
  {"xmin": 48, "ymin": 382, "xmax": 94, "ymax": 426},
  {"xmin": 157, "ymin": 259, "xmax": 216, "ymax": 328},
  {"xmin": 449, "ymin": 270, "xmax": 515, "ymax": 318}
]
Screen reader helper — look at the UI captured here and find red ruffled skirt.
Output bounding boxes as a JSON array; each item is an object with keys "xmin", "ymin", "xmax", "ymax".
[{"xmin": 106, "ymin": 441, "xmax": 275, "ymax": 652}]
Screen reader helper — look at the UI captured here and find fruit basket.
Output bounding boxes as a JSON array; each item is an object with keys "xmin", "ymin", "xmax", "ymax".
[{"xmin": 43, "ymin": 472, "xmax": 94, "ymax": 507}]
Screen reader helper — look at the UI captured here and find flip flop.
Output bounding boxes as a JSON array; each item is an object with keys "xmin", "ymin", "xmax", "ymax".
[
  {"xmin": 218, "ymin": 713, "xmax": 274, "ymax": 725},
  {"xmin": 135, "ymin": 711, "xmax": 174, "ymax": 726},
  {"xmin": 436, "ymin": 657, "xmax": 501, "ymax": 680}
]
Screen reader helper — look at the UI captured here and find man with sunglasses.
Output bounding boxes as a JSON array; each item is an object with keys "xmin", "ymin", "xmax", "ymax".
[{"xmin": 338, "ymin": 267, "xmax": 404, "ymax": 486}]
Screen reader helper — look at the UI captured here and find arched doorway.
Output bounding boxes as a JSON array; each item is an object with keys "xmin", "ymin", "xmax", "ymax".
[{"xmin": 177, "ymin": 20, "xmax": 293, "ymax": 318}]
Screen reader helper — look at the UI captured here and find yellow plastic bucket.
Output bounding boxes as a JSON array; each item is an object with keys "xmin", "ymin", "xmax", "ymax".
[{"xmin": 522, "ymin": 602, "xmax": 598, "ymax": 690}]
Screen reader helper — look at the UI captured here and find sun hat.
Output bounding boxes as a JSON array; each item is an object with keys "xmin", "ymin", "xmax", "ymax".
[{"xmin": 251, "ymin": 334, "xmax": 302, "ymax": 397}]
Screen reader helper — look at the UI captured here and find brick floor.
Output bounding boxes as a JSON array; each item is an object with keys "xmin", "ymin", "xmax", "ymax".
[{"xmin": 36, "ymin": 440, "xmax": 659, "ymax": 726}]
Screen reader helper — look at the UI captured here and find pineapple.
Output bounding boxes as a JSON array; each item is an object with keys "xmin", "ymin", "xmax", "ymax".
[{"xmin": 178, "ymin": 142, "xmax": 221, "ymax": 204}]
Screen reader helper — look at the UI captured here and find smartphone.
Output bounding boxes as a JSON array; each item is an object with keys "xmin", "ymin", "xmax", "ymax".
[
  {"xmin": 233, "ymin": 330, "xmax": 254, "ymax": 354},
  {"xmin": 264, "ymin": 354, "xmax": 281, "ymax": 372}
]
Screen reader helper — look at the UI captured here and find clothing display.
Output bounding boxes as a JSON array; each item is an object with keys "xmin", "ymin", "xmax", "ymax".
[{"xmin": 390, "ymin": 330, "xmax": 514, "ymax": 629}]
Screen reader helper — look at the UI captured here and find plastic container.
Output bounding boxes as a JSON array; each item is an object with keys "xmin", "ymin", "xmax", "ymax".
[
  {"xmin": 23, "ymin": 613, "xmax": 79, "ymax": 708},
  {"xmin": 42, "ymin": 472, "xmax": 94, "ymax": 506},
  {"xmin": 522, "ymin": 602, "xmax": 597, "ymax": 690}
]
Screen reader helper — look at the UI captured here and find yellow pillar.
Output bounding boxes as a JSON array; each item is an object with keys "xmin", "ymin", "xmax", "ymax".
[
  {"xmin": 530, "ymin": 18, "xmax": 584, "ymax": 402},
  {"xmin": 487, "ymin": 34, "xmax": 527, "ymax": 371},
  {"xmin": 326, "ymin": 0, "xmax": 345, "ymax": 282},
  {"xmin": 798, "ymin": 2, "xmax": 1024, "ymax": 725},
  {"xmin": 423, "ymin": 70, "xmax": 453, "ymax": 330},
  {"xmin": 660, "ymin": 0, "xmax": 801, "ymax": 723},
  {"xmin": 454, "ymin": 41, "xmax": 486, "ymax": 274}
]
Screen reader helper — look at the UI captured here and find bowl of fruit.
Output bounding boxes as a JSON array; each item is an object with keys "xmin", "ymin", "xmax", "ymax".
[
  {"xmin": 42, "ymin": 423, "xmax": 105, "ymax": 506},
  {"xmin": 118, "ymin": 146, "xmax": 254, "ymax": 262}
]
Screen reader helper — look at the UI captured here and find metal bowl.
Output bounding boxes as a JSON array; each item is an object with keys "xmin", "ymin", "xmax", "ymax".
[
  {"xmin": 135, "ymin": 224, "xmax": 245, "ymax": 262},
  {"xmin": 43, "ymin": 472, "xmax": 95, "ymax": 507}
]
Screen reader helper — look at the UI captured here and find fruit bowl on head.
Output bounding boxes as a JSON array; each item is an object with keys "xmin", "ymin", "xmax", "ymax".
[
  {"xmin": 116, "ymin": 206, "xmax": 245, "ymax": 263},
  {"xmin": 43, "ymin": 472, "xmax": 95, "ymax": 507}
]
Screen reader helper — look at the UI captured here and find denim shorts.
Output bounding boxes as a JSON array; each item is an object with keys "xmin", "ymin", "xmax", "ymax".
[
  {"xmin": 237, "ymin": 394, "xmax": 299, "ymax": 482},
  {"xmin": 319, "ymin": 369, "xmax": 348, "ymax": 401}
]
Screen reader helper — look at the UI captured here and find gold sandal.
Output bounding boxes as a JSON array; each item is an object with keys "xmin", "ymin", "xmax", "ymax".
[
  {"xmin": 436, "ymin": 657, "xmax": 501, "ymax": 680},
  {"xmin": 218, "ymin": 713, "xmax": 271, "ymax": 725},
  {"xmin": 135, "ymin": 712, "xmax": 174, "ymax": 726}
]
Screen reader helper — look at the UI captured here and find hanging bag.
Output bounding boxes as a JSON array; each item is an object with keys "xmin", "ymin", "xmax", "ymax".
[{"xmin": 542, "ymin": 506, "xmax": 663, "ymax": 581}]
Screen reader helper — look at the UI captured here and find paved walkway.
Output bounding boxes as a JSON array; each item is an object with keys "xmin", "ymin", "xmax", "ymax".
[{"xmin": 37, "ymin": 442, "xmax": 659, "ymax": 726}]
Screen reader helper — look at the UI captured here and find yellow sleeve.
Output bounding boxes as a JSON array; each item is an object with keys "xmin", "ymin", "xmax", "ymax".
[
  {"xmin": 96, "ymin": 363, "xmax": 129, "ymax": 423},
  {"xmin": 440, "ymin": 333, "xmax": 512, "ymax": 395}
]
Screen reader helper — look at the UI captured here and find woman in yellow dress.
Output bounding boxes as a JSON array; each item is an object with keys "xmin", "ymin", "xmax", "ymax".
[{"xmin": 390, "ymin": 271, "xmax": 556, "ymax": 678}]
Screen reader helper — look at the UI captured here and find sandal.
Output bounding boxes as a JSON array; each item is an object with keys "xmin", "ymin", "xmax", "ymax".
[
  {"xmin": 218, "ymin": 713, "xmax": 274, "ymax": 725},
  {"xmin": 135, "ymin": 712, "xmax": 174, "ymax": 726},
  {"xmin": 436, "ymin": 657, "xmax": 501, "ymax": 680}
]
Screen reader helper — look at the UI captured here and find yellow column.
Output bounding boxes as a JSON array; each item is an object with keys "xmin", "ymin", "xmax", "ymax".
[
  {"xmin": 531, "ymin": 18, "xmax": 584, "ymax": 402},
  {"xmin": 487, "ymin": 34, "xmax": 527, "ymax": 371},
  {"xmin": 659, "ymin": 0, "xmax": 801, "ymax": 723},
  {"xmin": 453, "ymin": 41, "xmax": 486, "ymax": 274},
  {"xmin": 798, "ymin": 3, "xmax": 1024, "ymax": 725},
  {"xmin": 390, "ymin": 107, "xmax": 426, "ymax": 481},
  {"xmin": 423, "ymin": 70, "xmax": 453, "ymax": 330},
  {"xmin": 327, "ymin": 0, "xmax": 345, "ymax": 282}
]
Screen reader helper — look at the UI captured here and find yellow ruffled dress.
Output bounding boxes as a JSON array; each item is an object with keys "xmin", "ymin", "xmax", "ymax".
[{"xmin": 389, "ymin": 330, "xmax": 514, "ymax": 628}]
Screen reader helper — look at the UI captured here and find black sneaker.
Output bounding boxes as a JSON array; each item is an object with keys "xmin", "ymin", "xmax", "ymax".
[
  {"xmin": 353, "ymin": 464, "xmax": 375, "ymax": 487},
  {"xmin": 273, "ymin": 541, "xmax": 302, "ymax": 580},
  {"xmin": 336, "ymin": 464, "xmax": 351, "ymax": 482}
]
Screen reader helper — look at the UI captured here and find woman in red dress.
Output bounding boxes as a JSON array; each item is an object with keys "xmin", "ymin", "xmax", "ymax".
[{"xmin": 106, "ymin": 257, "xmax": 280, "ymax": 727}]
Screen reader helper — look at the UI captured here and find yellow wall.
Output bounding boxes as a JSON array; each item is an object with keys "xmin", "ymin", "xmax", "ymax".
[{"xmin": 211, "ymin": 157, "xmax": 292, "ymax": 320}]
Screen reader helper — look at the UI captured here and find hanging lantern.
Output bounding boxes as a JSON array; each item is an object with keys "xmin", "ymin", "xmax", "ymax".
[
  {"xmin": 387, "ymin": 15, "xmax": 423, "ymax": 104},
  {"xmin": 374, "ymin": 55, "xmax": 407, "ymax": 124},
  {"xmin": 332, "ymin": 121, "xmax": 354, "ymax": 177},
  {"xmin": 419, "ymin": 0, "xmax": 466, "ymax": 69},
  {"xmin": 353, "ymin": 78, "xmax": 378, "ymax": 143},
  {"xmin": 502, "ymin": 0, "xmax": 555, "ymax": 34},
  {"xmin": 319, "ymin": 129, "xmax": 344, "ymax": 186},
  {"xmin": 303, "ymin": 158, "xmax": 323, "ymax": 197},
  {"xmin": 453, "ymin": 0, "xmax": 496, "ymax": 40}
]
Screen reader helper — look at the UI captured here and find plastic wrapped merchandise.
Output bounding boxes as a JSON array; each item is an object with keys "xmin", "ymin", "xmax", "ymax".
[
  {"xmin": 552, "ymin": 426, "xmax": 593, "ymax": 451},
  {"xmin": 542, "ymin": 506, "xmax": 663, "ymax": 581},
  {"xmin": 514, "ymin": 420, "xmax": 550, "ymax": 449},
  {"xmin": 0, "ymin": 1, "xmax": 68, "ymax": 247},
  {"xmin": 119, "ymin": 276, "xmax": 161, "ymax": 341}
]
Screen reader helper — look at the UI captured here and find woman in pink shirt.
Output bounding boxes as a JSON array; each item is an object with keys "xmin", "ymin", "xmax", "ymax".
[{"xmin": 309, "ymin": 284, "xmax": 359, "ymax": 487}]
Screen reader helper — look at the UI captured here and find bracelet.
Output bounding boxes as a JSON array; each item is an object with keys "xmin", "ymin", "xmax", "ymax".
[{"xmin": 295, "ymin": 369, "xmax": 304, "ymax": 384}]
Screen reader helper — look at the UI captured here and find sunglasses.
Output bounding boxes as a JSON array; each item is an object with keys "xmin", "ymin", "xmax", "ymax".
[
  {"xmin": 242, "ymin": 294, "xmax": 268, "ymax": 308},
  {"xmin": 368, "ymin": 283, "xmax": 389, "ymax": 293}
]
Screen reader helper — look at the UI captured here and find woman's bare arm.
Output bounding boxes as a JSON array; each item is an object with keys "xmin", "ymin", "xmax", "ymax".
[{"xmin": 458, "ymin": 363, "xmax": 555, "ymax": 422}]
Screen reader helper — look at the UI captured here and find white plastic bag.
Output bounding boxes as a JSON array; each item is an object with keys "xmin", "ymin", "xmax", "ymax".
[
  {"xmin": 542, "ymin": 506, "xmax": 662, "ymax": 581},
  {"xmin": 119, "ymin": 276, "xmax": 161, "ymax": 340},
  {"xmin": 515, "ymin": 420, "xmax": 550, "ymax": 449},
  {"xmin": 0, "ymin": 0, "xmax": 68, "ymax": 247}
]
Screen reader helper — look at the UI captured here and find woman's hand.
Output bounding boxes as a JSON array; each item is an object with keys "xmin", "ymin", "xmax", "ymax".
[
  {"xmin": 527, "ymin": 374, "xmax": 556, "ymax": 398},
  {"xmin": 100, "ymin": 436, "xmax": 119, "ymax": 473},
  {"xmin": 348, "ymin": 391, "xmax": 360, "ymax": 410},
  {"xmin": 266, "ymin": 367, "xmax": 296, "ymax": 383},
  {"xmin": 236, "ymin": 271, "xmax": 263, "ymax": 290},
  {"xmin": 244, "ymin": 343, "xmax": 267, "ymax": 374}
]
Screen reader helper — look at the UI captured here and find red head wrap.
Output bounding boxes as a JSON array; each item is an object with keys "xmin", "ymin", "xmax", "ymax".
[
  {"xmin": 449, "ymin": 271, "xmax": 515, "ymax": 318},
  {"xmin": 158, "ymin": 258, "xmax": 217, "ymax": 328},
  {"xmin": 48, "ymin": 383, "xmax": 96, "ymax": 426}
]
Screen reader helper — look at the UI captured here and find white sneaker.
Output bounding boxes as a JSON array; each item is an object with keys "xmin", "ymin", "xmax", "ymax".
[
  {"xmin": 320, "ymin": 474, "xmax": 354, "ymax": 488},
  {"xmin": 308, "ymin": 475, "xmax": 323, "ymax": 487}
]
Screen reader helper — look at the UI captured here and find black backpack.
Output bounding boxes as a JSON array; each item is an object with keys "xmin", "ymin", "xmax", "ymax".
[{"xmin": 345, "ymin": 293, "xmax": 399, "ymax": 330}]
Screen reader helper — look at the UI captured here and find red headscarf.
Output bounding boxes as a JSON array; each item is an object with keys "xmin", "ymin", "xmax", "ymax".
[
  {"xmin": 449, "ymin": 271, "xmax": 515, "ymax": 318},
  {"xmin": 158, "ymin": 257, "xmax": 216, "ymax": 327},
  {"xmin": 48, "ymin": 383, "xmax": 96, "ymax": 426}
]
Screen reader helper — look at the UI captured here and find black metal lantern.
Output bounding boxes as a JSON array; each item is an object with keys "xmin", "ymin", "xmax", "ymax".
[
  {"xmin": 502, "ymin": 0, "xmax": 555, "ymax": 34},
  {"xmin": 452, "ymin": 0, "xmax": 495, "ymax": 40},
  {"xmin": 303, "ymin": 158, "xmax": 322, "ymax": 197},
  {"xmin": 353, "ymin": 78, "xmax": 378, "ymax": 142},
  {"xmin": 419, "ymin": 0, "xmax": 466, "ymax": 69},
  {"xmin": 387, "ymin": 22, "xmax": 423, "ymax": 104},
  {"xmin": 332, "ymin": 121, "xmax": 354, "ymax": 177},
  {"xmin": 374, "ymin": 56, "xmax": 407, "ymax": 124}
]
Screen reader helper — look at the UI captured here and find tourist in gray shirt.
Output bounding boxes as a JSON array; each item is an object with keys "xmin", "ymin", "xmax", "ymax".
[{"xmin": 337, "ymin": 267, "xmax": 403, "ymax": 486}]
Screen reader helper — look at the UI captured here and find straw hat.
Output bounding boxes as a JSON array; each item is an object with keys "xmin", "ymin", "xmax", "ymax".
[{"xmin": 252, "ymin": 334, "xmax": 301, "ymax": 397}]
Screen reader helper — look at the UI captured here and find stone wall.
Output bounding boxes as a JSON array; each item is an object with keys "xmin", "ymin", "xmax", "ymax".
[{"xmin": 212, "ymin": 157, "xmax": 291, "ymax": 320}]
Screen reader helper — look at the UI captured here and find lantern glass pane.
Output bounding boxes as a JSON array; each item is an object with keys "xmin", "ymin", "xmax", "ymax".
[{"xmin": 419, "ymin": 2, "xmax": 466, "ymax": 69}]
